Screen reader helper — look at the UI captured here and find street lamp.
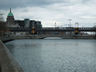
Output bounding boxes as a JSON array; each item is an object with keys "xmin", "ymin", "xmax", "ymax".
[
  {"xmin": 75, "ymin": 22, "xmax": 79, "ymax": 28},
  {"xmin": 55, "ymin": 22, "xmax": 56, "ymax": 28},
  {"xmin": 68, "ymin": 19, "xmax": 72, "ymax": 27}
]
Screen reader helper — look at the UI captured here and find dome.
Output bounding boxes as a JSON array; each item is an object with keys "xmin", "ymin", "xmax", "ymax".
[
  {"xmin": 8, "ymin": 8, "xmax": 14, "ymax": 16},
  {"xmin": 8, "ymin": 12, "xmax": 13, "ymax": 16}
]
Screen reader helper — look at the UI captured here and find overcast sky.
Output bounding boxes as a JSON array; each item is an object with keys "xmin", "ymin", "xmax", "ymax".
[{"xmin": 0, "ymin": 0, "xmax": 96, "ymax": 27}]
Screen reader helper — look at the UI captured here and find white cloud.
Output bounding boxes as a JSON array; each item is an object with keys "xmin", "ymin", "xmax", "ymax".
[{"xmin": 1, "ymin": 0, "xmax": 96, "ymax": 27}]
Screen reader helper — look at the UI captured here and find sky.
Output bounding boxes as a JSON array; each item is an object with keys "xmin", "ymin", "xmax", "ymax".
[{"xmin": 0, "ymin": 0, "xmax": 96, "ymax": 27}]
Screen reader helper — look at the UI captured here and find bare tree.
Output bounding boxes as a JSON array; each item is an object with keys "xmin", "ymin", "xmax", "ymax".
[{"xmin": 0, "ymin": 21, "xmax": 8, "ymax": 36}]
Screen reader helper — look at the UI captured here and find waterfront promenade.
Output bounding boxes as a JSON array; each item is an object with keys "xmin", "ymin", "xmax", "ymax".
[{"xmin": 0, "ymin": 40, "xmax": 23, "ymax": 72}]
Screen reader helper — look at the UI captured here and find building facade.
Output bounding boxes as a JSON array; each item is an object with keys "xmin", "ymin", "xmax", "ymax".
[
  {"xmin": 6, "ymin": 8, "xmax": 19, "ymax": 27},
  {"xmin": 6, "ymin": 8, "xmax": 42, "ymax": 35}
]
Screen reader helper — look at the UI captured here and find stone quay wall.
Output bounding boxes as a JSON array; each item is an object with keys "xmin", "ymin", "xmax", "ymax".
[{"xmin": 0, "ymin": 40, "xmax": 23, "ymax": 72}]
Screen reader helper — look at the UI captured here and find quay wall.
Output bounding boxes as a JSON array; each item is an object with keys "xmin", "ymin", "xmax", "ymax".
[
  {"xmin": 14, "ymin": 35, "xmax": 96, "ymax": 39},
  {"xmin": 0, "ymin": 37, "xmax": 14, "ymax": 43},
  {"xmin": 0, "ymin": 40, "xmax": 23, "ymax": 72}
]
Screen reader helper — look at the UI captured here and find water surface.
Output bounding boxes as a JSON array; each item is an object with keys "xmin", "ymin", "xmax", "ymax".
[{"xmin": 6, "ymin": 39, "xmax": 96, "ymax": 72}]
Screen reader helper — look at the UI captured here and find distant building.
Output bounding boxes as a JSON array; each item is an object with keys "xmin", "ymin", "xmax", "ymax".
[
  {"xmin": 15, "ymin": 20, "xmax": 24, "ymax": 28},
  {"xmin": 30, "ymin": 20, "xmax": 42, "ymax": 30},
  {"xmin": 24, "ymin": 19, "xmax": 30, "ymax": 28},
  {"xmin": 6, "ymin": 8, "xmax": 42, "ymax": 35},
  {"xmin": 29, "ymin": 20, "xmax": 42, "ymax": 34},
  {"xmin": 6, "ymin": 8, "xmax": 19, "ymax": 27}
]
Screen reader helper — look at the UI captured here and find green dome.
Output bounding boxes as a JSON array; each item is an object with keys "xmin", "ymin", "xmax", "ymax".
[
  {"xmin": 8, "ymin": 12, "xmax": 13, "ymax": 16},
  {"xmin": 8, "ymin": 8, "xmax": 14, "ymax": 16}
]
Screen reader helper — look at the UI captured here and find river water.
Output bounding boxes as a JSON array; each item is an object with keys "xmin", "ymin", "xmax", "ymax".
[{"xmin": 5, "ymin": 39, "xmax": 96, "ymax": 72}]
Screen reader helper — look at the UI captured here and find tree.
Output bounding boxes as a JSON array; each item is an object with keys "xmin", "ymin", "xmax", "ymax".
[{"xmin": 0, "ymin": 21, "xmax": 8, "ymax": 36}]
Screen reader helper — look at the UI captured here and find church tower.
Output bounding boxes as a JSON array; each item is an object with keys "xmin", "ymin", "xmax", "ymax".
[{"xmin": 6, "ymin": 8, "xmax": 15, "ymax": 27}]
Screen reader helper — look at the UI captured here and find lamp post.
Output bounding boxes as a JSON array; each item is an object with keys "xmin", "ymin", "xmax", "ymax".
[
  {"xmin": 94, "ymin": 23, "xmax": 96, "ymax": 38},
  {"xmin": 74, "ymin": 22, "xmax": 79, "ymax": 35},
  {"xmin": 68, "ymin": 19, "xmax": 72, "ymax": 37},
  {"xmin": 68, "ymin": 19, "xmax": 72, "ymax": 27},
  {"xmin": 75, "ymin": 22, "xmax": 79, "ymax": 28},
  {"xmin": 55, "ymin": 22, "xmax": 56, "ymax": 29}
]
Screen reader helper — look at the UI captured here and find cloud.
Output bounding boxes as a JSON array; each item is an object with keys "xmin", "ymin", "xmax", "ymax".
[
  {"xmin": 0, "ymin": 0, "xmax": 96, "ymax": 27},
  {"xmin": 0, "ymin": 0, "xmax": 90, "ymax": 9},
  {"xmin": 0, "ymin": 0, "xmax": 66, "ymax": 9}
]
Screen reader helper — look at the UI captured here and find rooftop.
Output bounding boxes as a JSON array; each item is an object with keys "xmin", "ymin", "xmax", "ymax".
[{"xmin": 8, "ymin": 8, "xmax": 14, "ymax": 16}]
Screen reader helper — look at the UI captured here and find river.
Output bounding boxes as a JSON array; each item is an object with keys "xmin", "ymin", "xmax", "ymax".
[{"xmin": 5, "ymin": 39, "xmax": 96, "ymax": 72}]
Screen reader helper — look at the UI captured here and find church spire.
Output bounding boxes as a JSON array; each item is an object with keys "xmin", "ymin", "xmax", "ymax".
[{"xmin": 10, "ymin": 8, "xmax": 11, "ymax": 13}]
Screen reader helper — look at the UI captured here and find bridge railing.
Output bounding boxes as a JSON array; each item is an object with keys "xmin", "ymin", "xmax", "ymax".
[{"xmin": 8, "ymin": 27, "xmax": 96, "ymax": 32}]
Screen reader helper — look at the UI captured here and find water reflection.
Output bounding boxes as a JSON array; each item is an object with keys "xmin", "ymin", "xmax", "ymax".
[{"xmin": 6, "ymin": 39, "xmax": 96, "ymax": 72}]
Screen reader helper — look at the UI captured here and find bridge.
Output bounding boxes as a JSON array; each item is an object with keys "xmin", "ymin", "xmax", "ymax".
[
  {"xmin": 8, "ymin": 27, "xmax": 96, "ymax": 32},
  {"xmin": 7, "ymin": 27, "xmax": 96, "ymax": 39},
  {"xmin": 42, "ymin": 27, "xmax": 96, "ymax": 31}
]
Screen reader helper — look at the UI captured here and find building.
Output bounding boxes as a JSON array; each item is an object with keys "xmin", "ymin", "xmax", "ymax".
[
  {"xmin": 15, "ymin": 20, "xmax": 24, "ymax": 28},
  {"xmin": 6, "ymin": 8, "xmax": 42, "ymax": 35},
  {"xmin": 24, "ymin": 19, "xmax": 30, "ymax": 28},
  {"xmin": 6, "ymin": 8, "xmax": 19, "ymax": 27},
  {"xmin": 29, "ymin": 20, "xmax": 42, "ymax": 34}
]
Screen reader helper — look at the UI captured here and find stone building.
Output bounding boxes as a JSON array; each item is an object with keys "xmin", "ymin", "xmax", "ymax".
[
  {"xmin": 6, "ymin": 8, "xmax": 19, "ymax": 27},
  {"xmin": 6, "ymin": 8, "xmax": 42, "ymax": 35}
]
